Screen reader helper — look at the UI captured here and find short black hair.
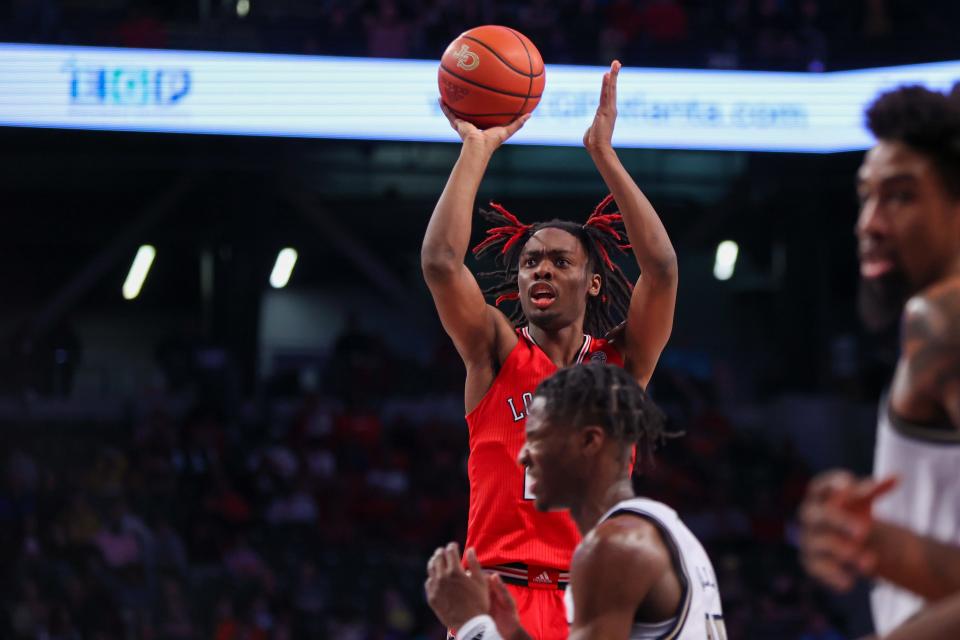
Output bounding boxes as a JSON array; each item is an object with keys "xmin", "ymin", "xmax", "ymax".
[
  {"xmin": 534, "ymin": 364, "xmax": 667, "ymax": 472},
  {"xmin": 866, "ymin": 82, "xmax": 960, "ymax": 199}
]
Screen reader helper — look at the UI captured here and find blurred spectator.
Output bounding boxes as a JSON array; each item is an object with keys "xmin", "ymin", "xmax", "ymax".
[
  {"xmin": 10, "ymin": 0, "xmax": 61, "ymax": 42},
  {"xmin": 365, "ymin": 0, "xmax": 413, "ymax": 59},
  {"xmin": 153, "ymin": 517, "xmax": 189, "ymax": 576},
  {"xmin": 93, "ymin": 501, "xmax": 143, "ymax": 569},
  {"xmin": 157, "ymin": 577, "xmax": 197, "ymax": 640},
  {"xmin": 114, "ymin": 1, "xmax": 166, "ymax": 49},
  {"xmin": 61, "ymin": 492, "xmax": 100, "ymax": 548},
  {"xmin": 9, "ymin": 579, "xmax": 48, "ymax": 638},
  {"xmin": 222, "ymin": 534, "xmax": 273, "ymax": 588},
  {"xmin": 6, "ymin": 0, "xmax": 960, "ymax": 71},
  {"xmin": 264, "ymin": 478, "xmax": 318, "ymax": 525},
  {"xmin": 638, "ymin": 0, "xmax": 689, "ymax": 45},
  {"xmin": 863, "ymin": 0, "xmax": 893, "ymax": 39},
  {"xmin": 0, "ymin": 327, "xmax": 865, "ymax": 638}
]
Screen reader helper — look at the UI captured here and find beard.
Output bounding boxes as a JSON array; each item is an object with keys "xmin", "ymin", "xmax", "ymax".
[{"xmin": 858, "ymin": 271, "xmax": 911, "ymax": 334}]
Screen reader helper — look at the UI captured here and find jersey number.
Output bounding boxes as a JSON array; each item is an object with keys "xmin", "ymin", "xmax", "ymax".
[{"xmin": 705, "ymin": 614, "xmax": 727, "ymax": 640}]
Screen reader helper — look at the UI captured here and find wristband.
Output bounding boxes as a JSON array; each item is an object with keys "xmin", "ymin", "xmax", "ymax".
[{"xmin": 457, "ymin": 614, "xmax": 503, "ymax": 640}]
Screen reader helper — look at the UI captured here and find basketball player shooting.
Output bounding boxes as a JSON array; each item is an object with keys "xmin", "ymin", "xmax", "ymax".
[
  {"xmin": 421, "ymin": 61, "xmax": 678, "ymax": 638},
  {"xmin": 798, "ymin": 83, "xmax": 960, "ymax": 637},
  {"xmin": 424, "ymin": 364, "xmax": 725, "ymax": 640}
]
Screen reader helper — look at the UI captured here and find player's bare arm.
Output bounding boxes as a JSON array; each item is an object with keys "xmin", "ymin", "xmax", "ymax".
[
  {"xmin": 864, "ymin": 519, "xmax": 960, "ymax": 601},
  {"xmin": 891, "ymin": 278, "xmax": 960, "ymax": 426},
  {"xmin": 568, "ymin": 515, "xmax": 677, "ymax": 639},
  {"xmin": 882, "ymin": 588, "xmax": 960, "ymax": 640},
  {"xmin": 844, "ymin": 281, "xmax": 960, "ymax": 598},
  {"xmin": 801, "ymin": 283, "xmax": 960, "ymax": 597},
  {"xmin": 420, "ymin": 106, "xmax": 530, "ymax": 411},
  {"xmin": 583, "ymin": 61, "xmax": 678, "ymax": 388}
]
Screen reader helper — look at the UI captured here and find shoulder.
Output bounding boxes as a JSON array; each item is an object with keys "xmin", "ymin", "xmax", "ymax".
[
  {"xmin": 903, "ymin": 279, "xmax": 960, "ymax": 349},
  {"xmin": 897, "ymin": 278, "xmax": 960, "ymax": 416},
  {"xmin": 572, "ymin": 512, "xmax": 671, "ymax": 582}
]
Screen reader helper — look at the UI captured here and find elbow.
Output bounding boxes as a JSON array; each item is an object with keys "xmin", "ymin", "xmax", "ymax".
[
  {"xmin": 647, "ymin": 249, "xmax": 678, "ymax": 284},
  {"xmin": 420, "ymin": 245, "xmax": 460, "ymax": 282}
]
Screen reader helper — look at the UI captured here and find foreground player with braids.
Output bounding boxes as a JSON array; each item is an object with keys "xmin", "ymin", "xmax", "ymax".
[
  {"xmin": 421, "ymin": 60, "xmax": 678, "ymax": 639},
  {"xmin": 425, "ymin": 365, "xmax": 725, "ymax": 640}
]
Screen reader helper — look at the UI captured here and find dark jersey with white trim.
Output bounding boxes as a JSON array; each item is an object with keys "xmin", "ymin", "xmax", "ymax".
[
  {"xmin": 464, "ymin": 327, "xmax": 623, "ymax": 570},
  {"xmin": 564, "ymin": 498, "xmax": 725, "ymax": 640}
]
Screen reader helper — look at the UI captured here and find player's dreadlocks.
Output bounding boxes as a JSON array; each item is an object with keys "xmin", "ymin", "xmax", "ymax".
[
  {"xmin": 535, "ymin": 363, "xmax": 667, "ymax": 473},
  {"xmin": 472, "ymin": 195, "xmax": 634, "ymax": 337},
  {"xmin": 866, "ymin": 82, "xmax": 960, "ymax": 199}
]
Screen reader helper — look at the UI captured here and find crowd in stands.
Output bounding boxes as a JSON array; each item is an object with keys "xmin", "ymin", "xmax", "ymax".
[
  {"xmin": 4, "ymin": 0, "xmax": 960, "ymax": 71},
  {"xmin": 0, "ymin": 322, "xmax": 867, "ymax": 639}
]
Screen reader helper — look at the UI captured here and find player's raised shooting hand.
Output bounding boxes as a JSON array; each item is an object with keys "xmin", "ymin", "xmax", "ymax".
[
  {"xmin": 583, "ymin": 60, "xmax": 620, "ymax": 154},
  {"xmin": 798, "ymin": 470, "xmax": 898, "ymax": 592},
  {"xmin": 425, "ymin": 543, "xmax": 490, "ymax": 632},
  {"xmin": 440, "ymin": 99, "xmax": 531, "ymax": 154}
]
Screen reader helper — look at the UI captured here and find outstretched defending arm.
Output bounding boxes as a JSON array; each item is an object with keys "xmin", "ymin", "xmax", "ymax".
[
  {"xmin": 584, "ymin": 62, "xmax": 678, "ymax": 389},
  {"xmin": 421, "ymin": 106, "xmax": 528, "ymax": 410}
]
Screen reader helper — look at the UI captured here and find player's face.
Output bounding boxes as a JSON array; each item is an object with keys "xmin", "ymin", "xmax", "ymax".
[
  {"xmin": 518, "ymin": 396, "xmax": 581, "ymax": 512},
  {"xmin": 856, "ymin": 141, "xmax": 960, "ymax": 331},
  {"xmin": 517, "ymin": 228, "xmax": 601, "ymax": 331}
]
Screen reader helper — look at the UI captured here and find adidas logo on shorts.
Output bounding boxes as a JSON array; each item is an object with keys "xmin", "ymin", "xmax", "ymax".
[{"xmin": 533, "ymin": 571, "xmax": 552, "ymax": 584}]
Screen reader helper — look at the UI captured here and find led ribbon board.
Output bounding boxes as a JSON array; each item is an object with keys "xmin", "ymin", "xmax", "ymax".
[{"xmin": 1, "ymin": 42, "xmax": 958, "ymax": 152}]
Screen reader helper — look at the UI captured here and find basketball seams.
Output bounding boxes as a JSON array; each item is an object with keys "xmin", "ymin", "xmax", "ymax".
[
  {"xmin": 446, "ymin": 104, "xmax": 526, "ymax": 118},
  {"xmin": 504, "ymin": 28, "xmax": 542, "ymax": 75},
  {"xmin": 504, "ymin": 27, "xmax": 535, "ymax": 121},
  {"xmin": 438, "ymin": 25, "xmax": 544, "ymax": 128},
  {"xmin": 459, "ymin": 35, "xmax": 543, "ymax": 79},
  {"xmin": 439, "ymin": 64, "xmax": 542, "ymax": 100}
]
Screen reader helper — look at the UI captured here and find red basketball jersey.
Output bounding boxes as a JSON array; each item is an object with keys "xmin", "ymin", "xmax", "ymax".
[{"xmin": 464, "ymin": 326, "xmax": 624, "ymax": 569}]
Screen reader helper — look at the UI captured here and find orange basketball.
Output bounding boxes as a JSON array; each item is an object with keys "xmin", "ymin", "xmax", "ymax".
[{"xmin": 438, "ymin": 25, "xmax": 546, "ymax": 129}]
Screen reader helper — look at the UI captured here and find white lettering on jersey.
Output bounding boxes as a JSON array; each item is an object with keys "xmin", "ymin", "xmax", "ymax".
[{"xmin": 506, "ymin": 392, "xmax": 533, "ymax": 422}]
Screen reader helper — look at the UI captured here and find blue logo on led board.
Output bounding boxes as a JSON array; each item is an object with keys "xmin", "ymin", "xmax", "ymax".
[{"xmin": 63, "ymin": 59, "xmax": 190, "ymax": 106}]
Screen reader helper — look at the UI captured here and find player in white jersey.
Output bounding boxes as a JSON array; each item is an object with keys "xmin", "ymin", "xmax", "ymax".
[
  {"xmin": 798, "ymin": 82, "xmax": 960, "ymax": 636},
  {"xmin": 425, "ymin": 364, "xmax": 724, "ymax": 640},
  {"xmin": 563, "ymin": 498, "xmax": 725, "ymax": 640}
]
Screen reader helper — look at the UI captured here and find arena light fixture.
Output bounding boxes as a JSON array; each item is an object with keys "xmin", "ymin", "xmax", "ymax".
[
  {"xmin": 713, "ymin": 241, "xmax": 739, "ymax": 281},
  {"xmin": 236, "ymin": 0, "xmax": 250, "ymax": 18},
  {"xmin": 269, "ymin": 248, "xmax": 297, "ymax": 289},
  {"xmin": 122, "ymin": 244, "xmax": 156, "ymax": 300}
]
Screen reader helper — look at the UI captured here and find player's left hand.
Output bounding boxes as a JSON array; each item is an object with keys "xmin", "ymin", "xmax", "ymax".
[
  {"xmin": 488, "ymin": 574, "xmax": 532, "ymax": 640},
  {"xmin": 583, "ymin": 60, "xmax": 621, "ymax": 154},
  {"xmin": 424, "ymin": 543, "xmax": 490, "ymax": 632},
  {"xmin": 798, "ymin": 470, "xmax": 898, "ymax": 592}
]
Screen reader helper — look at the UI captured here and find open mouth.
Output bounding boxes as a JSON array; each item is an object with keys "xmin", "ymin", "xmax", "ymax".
[
  {"xmin": 859, "ymin": 249, "xmax": 896, "ymax": 279},
  {"xmin": 529, "ymin": 282, "xmax": 557, "ymax": 309}
]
